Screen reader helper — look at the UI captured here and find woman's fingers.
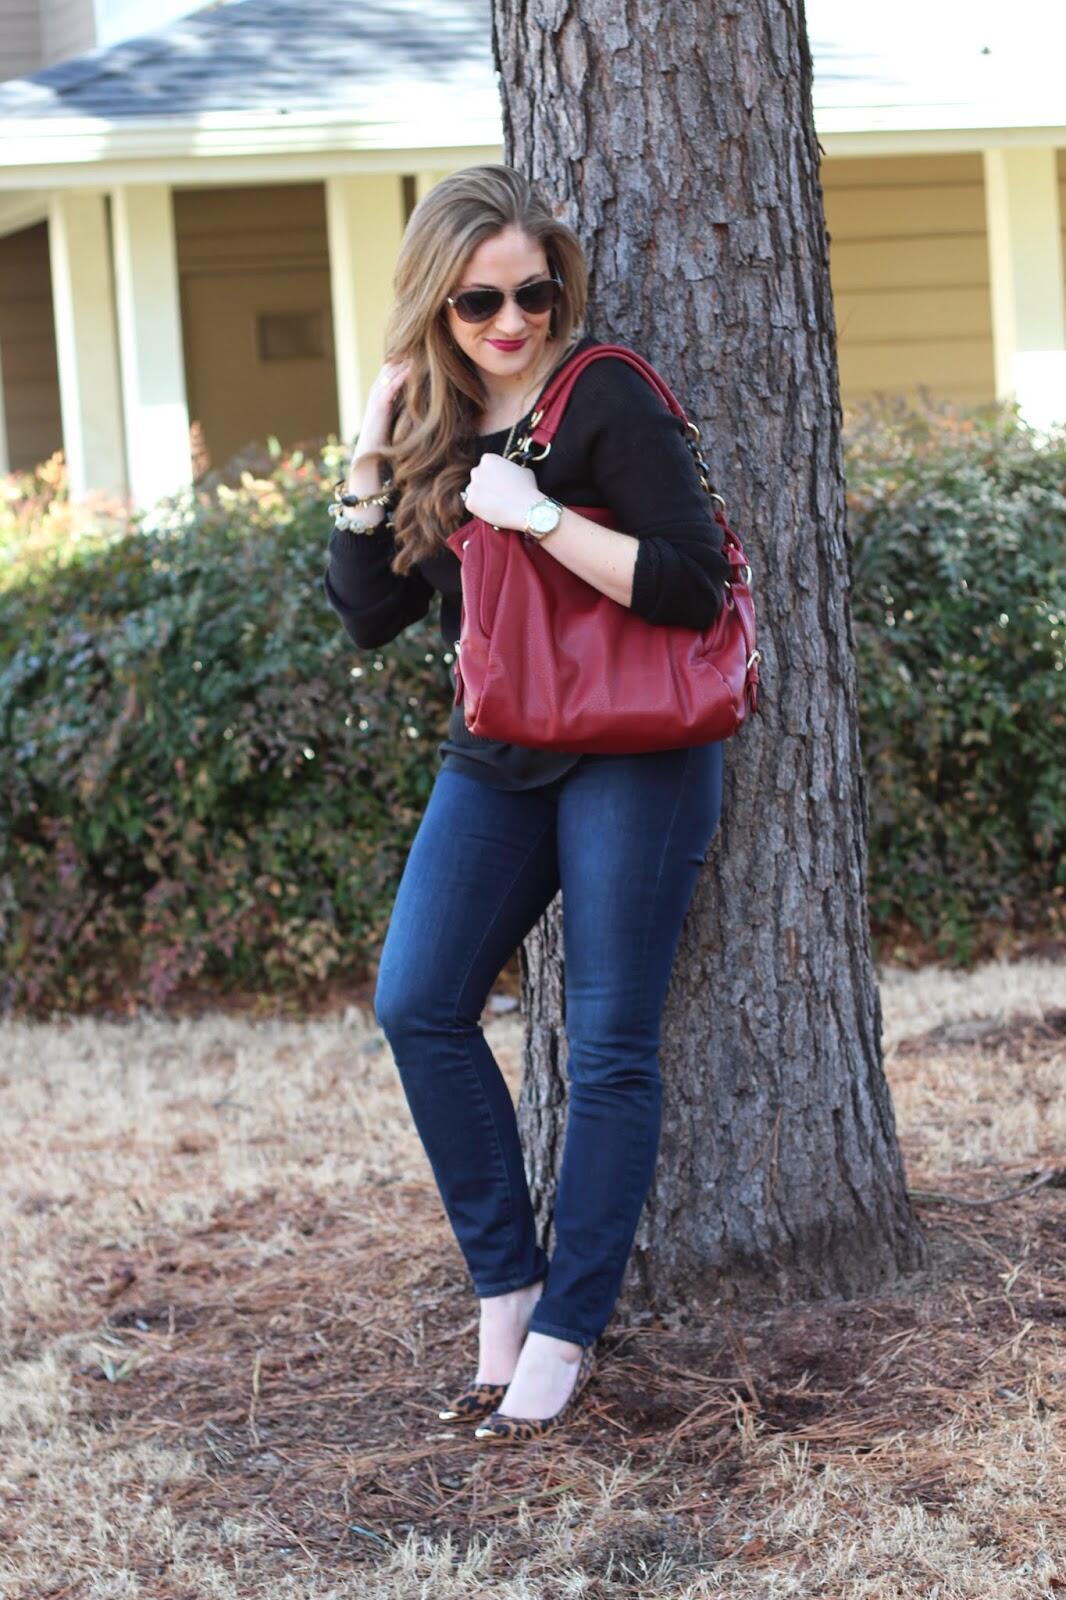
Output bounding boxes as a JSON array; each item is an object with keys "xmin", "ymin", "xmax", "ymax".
[{"xmin": 373, "ymin": 359, "xmax": 411, "ymax": 406}]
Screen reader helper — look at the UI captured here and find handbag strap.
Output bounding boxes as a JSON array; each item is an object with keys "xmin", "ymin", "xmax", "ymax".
[
  {"xmin": 528, "ymin": 342, "xmax": 684, "ymax": 440},
  {"xmin": 516, "ymin": 341, "xmax": 735, "ymax": 542}
]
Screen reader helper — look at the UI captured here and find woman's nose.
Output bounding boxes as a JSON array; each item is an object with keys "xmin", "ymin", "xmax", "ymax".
[{"xmin": 493, "ymin": 298, "xmax": 528, "ymax": 336}]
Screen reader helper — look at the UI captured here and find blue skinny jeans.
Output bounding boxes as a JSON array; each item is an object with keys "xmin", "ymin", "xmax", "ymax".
[{"xmin": 373, "ymin": 740, "xmax": 725, "ymax": 1349}]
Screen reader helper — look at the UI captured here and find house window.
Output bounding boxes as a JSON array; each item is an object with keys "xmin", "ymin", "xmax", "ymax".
[{"xmin": 256, "ymin": 310, "xmax": 325, "ymax": 361}]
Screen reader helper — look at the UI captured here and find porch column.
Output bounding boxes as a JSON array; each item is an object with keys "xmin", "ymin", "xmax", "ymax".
[
  {"xmin": 47, "ymin": 191, "xmax": 127, "ymax": 498},
  {"xmin": 110, "ymin": 184, "xmax": 191, "ymax": 507},
  {"xmin": 983, "ymin": 147, "xmax": 1066, "ymax": 431},
  {"xmin": 325, "ymin": 174, "xmax": 406, "ymax": 449}
]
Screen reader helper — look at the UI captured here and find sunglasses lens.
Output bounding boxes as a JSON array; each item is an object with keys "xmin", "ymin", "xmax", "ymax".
[
  {"xmin": 452, "ymin": 289, "xmax": 504, "ymax": 323},
  {"xmin": 448, "ymin": 279, "xmax": 562, "ymax": 323},
  {"xmin": 515, "ymin": 279, "xmax": 561, "ymax": 314}
]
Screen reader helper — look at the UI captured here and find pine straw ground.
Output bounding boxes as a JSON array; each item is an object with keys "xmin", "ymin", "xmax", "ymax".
[{"xmin": 0, "ymin": 960, "xmax": 1064, "ymax": 1600}]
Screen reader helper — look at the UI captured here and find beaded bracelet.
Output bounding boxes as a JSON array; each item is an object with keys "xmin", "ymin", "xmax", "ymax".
[
  {"xmin": 329, "ymin": 479, "xmax": 396, "ymax": 534},
  {"xmin": 327, "ymin": 501, "xmax": 395, "ymax": 534}
]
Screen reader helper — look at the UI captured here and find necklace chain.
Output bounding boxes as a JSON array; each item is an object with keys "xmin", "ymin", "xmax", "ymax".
[
  {"xmin": 502, "ymin": 411, "xmax": 524, "ymax": 460},
  {"xmin": 498, "ymin": 347, "xmax": 558, "ymax": 460}
]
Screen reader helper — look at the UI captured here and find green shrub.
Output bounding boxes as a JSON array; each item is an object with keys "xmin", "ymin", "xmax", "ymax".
[
  {"xmin": 0, "ymin": 444, "xmax": 452, "ymax": 1012},
  {"xmin": 846, "ymin": 399, "xmax": 1065, "ymax": 961}
]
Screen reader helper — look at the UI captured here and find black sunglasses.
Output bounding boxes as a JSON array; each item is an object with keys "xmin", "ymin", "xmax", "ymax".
[{"xmin": 445, "ymin": 276, "xmax": 563, "ymax": 324}]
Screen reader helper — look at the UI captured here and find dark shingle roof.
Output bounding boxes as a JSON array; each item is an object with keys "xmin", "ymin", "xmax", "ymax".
[{"xmin": 0, "ymin": 0, "xmax": 495, "ymax": 121}]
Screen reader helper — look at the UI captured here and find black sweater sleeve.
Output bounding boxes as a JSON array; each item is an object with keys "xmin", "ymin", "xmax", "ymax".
[
  {"xmin": 324, "ymin": 509, "xmax": 435, "ymax": 651},
  {"xmin": 573, "ymin": 355, "xmax": 732, "ymax": 631}
]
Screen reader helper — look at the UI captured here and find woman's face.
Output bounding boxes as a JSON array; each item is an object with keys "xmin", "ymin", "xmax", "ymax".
[{"xmin": 445, "ymin": 224, "xmax": 556, "ymax": 388}]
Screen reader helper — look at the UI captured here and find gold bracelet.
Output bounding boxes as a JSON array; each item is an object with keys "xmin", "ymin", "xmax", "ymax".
[{"xmin": 332, "ymin": 478, "xmax": 394, "ymax": 509}]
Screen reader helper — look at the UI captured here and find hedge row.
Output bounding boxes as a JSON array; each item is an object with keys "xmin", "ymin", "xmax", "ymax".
[
  {"xmin": 0, "ymin": 402, "xmax": 1062, "ymax": 1013},
  {"xmin": 846, "ymin": 401, "xmax": 1064, "ymax": 960},
  {"xmin": 0, "ymin": 446, "xmax": 453, "ymax": 1011}
]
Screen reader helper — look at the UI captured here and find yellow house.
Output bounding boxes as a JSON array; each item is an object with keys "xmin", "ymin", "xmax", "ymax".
[{"xmin": 0, "ymin": 0, "xmax": 1064, "ymax": 504}]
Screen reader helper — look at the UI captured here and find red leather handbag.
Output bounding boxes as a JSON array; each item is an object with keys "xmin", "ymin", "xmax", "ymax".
[{"xmin": 444, "ymin": 343, "xmax": 760, "ymax": 754}]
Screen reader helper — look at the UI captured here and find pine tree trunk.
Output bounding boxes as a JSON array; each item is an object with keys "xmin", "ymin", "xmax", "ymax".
[{"xmin": 492, "ymin": 0, "xmax": 928, "ymax": 1308}]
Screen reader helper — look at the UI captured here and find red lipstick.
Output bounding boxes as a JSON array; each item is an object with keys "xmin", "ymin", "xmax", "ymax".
[{"xmin": 487, "ymin": 338, "xmax": 527, "ymax": 351}]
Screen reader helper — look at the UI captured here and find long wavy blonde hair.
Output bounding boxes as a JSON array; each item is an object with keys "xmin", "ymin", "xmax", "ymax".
[{"xmin": 376, "ymin": 165, "xmax": 588, "ymax": 574}]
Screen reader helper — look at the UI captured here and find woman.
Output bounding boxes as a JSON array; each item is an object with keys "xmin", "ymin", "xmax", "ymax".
[{"xmin": 324, "ymin": 164, "xmax": 729, "ymax": 1445}]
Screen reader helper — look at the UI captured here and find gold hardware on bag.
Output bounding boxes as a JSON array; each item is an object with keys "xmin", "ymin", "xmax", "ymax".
[
  {"xmin": 506, "ymin": 429, "xmax": 551, "ymax": 464},
  {"xmin": 681, "ymin": 421, "xmax": 728, "ymax": 515}
]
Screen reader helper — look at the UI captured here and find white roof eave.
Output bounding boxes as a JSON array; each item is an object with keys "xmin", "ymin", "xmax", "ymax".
[
  {"xmin": 817, "ymin": 99, "xmax": 1066, "ymax": 135},
  {"xmin": 0, "ymin": 95, "xmax": 505, "ymax": 187},
  {"xmin": 1, "ymin": 97, "xmax": 1064, "ymax": 190}
]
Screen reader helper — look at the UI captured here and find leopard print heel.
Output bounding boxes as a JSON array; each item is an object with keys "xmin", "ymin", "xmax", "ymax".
[
  {"xmin": 439, "ymin": 1277, "xmax": 549, "ymax": 1422},
  {"xmin": 437, "ymin": 1379, "xmax": 508, "ymax": 1423},
  {"xmin": 474, "ymin": 1344, "xmax": 596, "ymax": 1444}
]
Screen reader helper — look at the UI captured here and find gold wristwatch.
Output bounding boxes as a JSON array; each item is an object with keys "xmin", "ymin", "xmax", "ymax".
[{"xmin": 523, "ymin": 496, "xmax": 563, "ymax": 541}]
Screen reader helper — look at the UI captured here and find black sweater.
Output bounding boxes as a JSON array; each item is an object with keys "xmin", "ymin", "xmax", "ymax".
[{"xmin": 324, "ymin": 334, "xmax": 732, "ymax": 789}]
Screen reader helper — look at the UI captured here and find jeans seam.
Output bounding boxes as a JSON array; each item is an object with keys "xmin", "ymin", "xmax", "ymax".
[
  {"xmin": 618, "ymin": 748, "xmax": 696, "ymax": 1317},
  {"xmin": 633, "ymin": 744, "xmax": 693, "ymax": 1026},
  {"xmin": 597, "ymin": 751, "xmax": 687, "ymax": 1338},
  {"xmin": 449, "ymin": 814, "xmax": 556, "ymax": 1282},
  {"xmin": 538, "ymin": 751, "xmax": 693, "ymax": 1348}
]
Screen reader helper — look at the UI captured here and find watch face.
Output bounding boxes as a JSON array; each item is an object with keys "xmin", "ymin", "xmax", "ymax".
[{"xmin": 529, "ymin": 499, "xmax": 560, "ymax": 534}]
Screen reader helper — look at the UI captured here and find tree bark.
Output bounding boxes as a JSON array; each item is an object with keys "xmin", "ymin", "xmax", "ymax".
[{"xmin": 493, "ymin": 0, "xmax": 928, "ymax": 1310}]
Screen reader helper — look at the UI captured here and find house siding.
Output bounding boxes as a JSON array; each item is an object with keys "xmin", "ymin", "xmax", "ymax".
[
  {"xmin": 822, "ymin": 152, "xmax": 995, "ymax": 410},
  {"xmin": 173, "ymin": 182, "xmax": 339, "ymax": 472},
  {"xmin": 0, "ymin": 222, "xmax": 62, "ymax": 471}
]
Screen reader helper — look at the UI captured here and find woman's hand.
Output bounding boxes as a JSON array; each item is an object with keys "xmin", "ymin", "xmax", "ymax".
[
  {"xmin": 462, "ymin": 453, "xmax": 541, "ymax": 531},
  {"xmin": 359, "ymin": 358, "xmax": 411, "ymax": 448},
  {"xmin": 342, "ymin": 359, "xmax": 411, "ymax": 509}
]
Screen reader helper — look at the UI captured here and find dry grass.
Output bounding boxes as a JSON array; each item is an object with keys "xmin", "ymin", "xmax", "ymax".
[{"xmin": 0, "ymin": 958, "xmax": 1063, "ymax": 1598}]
